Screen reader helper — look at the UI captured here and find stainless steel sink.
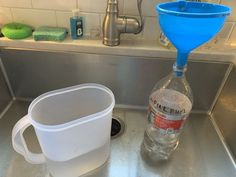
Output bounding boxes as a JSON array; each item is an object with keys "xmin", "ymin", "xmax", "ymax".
[{"xmin": 0, "ymin": 48, "xmax": 235, "ymax": 177}]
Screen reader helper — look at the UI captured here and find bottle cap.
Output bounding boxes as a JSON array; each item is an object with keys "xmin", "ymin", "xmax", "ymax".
[{"xmin": 72, "ymin": 9, "xmax": 80, "ymax": 17}]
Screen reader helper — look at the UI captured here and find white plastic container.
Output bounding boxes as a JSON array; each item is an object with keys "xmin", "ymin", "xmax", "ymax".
[{"xmin": 12, "ymin": 83, "xmax": 115, "ymax": 177}]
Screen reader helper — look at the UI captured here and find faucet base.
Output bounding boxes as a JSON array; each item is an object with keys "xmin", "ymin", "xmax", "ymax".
[{"xmin": 103, "ymin": 38, "xmax": 120, "ymax": 46}]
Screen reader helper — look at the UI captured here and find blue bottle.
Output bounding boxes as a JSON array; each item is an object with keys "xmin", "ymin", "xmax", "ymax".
[{"xmin": 70, "ymin": 9, "xmax": 83, "ymax": 39}]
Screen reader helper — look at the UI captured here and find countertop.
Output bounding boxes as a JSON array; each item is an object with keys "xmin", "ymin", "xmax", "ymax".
[{"xmin": 0, "ymin": 100, "xmax": 235, "ymax": 177}]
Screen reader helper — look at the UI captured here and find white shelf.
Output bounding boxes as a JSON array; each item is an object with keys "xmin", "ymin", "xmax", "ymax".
[{"xmin": 0, "ymin": 36, "xmax": 236, "ymax": 64}]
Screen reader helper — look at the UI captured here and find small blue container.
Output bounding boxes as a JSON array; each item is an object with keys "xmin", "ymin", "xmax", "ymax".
[{"xmin": 70, "ymin": 9, "xmax": 83, "ymax": 39}]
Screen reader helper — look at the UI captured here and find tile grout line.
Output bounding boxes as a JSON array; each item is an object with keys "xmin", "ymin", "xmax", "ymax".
[
  {"xmin": 30, "ymin": 0, "xmax": 33, "ymax": 8},
  {"xmin": 55, "ymin": 10, "xmax": 59, "ymax": 27},
  {"xmin": 99, "ymin": 14, "xmax": 102, "ymax": 34},
  {"xmin": 1, "ymin": 6, "xmax": 154, "ymax": 17},
  {"xmin": 5, "ymin": 6, "xmax": 111, "ymax": 16},
  {"xmin": 9, "ymin": 8, "xmax": 14, "ymax": 22},
  {"xmin": 121, "ymin": 0, "xmax": 125, "ymax": 14},
  {"xmin": 76, "ymin": 0, "xmax": 78, "ymax": 9}
]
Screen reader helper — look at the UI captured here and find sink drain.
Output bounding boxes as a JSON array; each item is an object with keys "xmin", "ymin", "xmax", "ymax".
[{"xmin": 111, "ymin": 116, "xmax": 125, "ymax": 139}]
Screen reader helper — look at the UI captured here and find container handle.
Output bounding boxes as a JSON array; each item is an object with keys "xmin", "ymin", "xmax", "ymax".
[{"xmin": 12, "ymin": 115, "xmax": 46, "ymax": 164}]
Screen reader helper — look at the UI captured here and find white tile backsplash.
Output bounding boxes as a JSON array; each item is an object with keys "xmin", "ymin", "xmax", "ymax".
[
  {"xmin": 143, "ymin": 17, "xmax": 160, "ymax": 40},
  {"xmin": 0, "ymin": 0, "xmax": 31, "ymax": 8},
  {"xmin": 56, "ymin": 11, "xmax": 71, "ymax": 31},
  {"xmin": 78, "ymin": 0, "xmax": 124, "ymax": 14},
  {"xmin": 78, "ymin": 0, "xmax": 107, "ymax": 13},
  {"xmin": 81, "ymin": 12, "xmax": 101, "ymax": 36},
  {"xmin": 123, "ymin": 0, "xmax": 138, "ymax": 16},
  {"xmin": 32, "ymin": 0, "xmax": 76, "ymax": 11},
  {"xmin": 0, "ymin": 0, "xmax": 235, "ymax": 44},
  {"xmin": 124, "ymin": 0, "xmax": 168, "ymax": 17},
  {"xmin": 12, "ymin": 8, "xmax": 57, "ymax": 28},
  {"xmin": 0, "ymin": 7, "xmax": 12, "ymax": 26}
]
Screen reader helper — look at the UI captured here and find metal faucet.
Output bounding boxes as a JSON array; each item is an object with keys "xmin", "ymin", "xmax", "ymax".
[{"xmin": 103, "ymin": 0, "xmax": 143, "ymax": 46}]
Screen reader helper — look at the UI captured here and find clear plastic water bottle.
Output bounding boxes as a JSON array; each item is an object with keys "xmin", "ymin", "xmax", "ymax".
[{"xmin": 141, "ymin": 63, "xmax": 193, "ymax": 162}]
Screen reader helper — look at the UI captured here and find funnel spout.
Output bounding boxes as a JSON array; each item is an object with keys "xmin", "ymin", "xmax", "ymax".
[{"xmin": 176, "ymin": 51, "xmax": 189, "ymax": 67}]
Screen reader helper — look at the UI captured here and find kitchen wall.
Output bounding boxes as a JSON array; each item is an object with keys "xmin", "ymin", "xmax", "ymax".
[{"xmin": 0, "ymin": 0, "xmax": 235, "ymax": 43}]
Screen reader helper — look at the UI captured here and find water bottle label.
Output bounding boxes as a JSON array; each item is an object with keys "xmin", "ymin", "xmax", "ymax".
[
  {"xmin": 148, "ymin": 89, "xmax": 192, "ymax": 134},
  {"xmin": 154, "ymin": 112, "xmax": 186, "ymax": 133}
]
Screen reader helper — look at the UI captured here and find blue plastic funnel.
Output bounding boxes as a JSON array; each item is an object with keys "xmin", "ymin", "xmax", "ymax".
[{"xmin": 156, "ymin": 1, "xmax": 231, "ymax": 67}]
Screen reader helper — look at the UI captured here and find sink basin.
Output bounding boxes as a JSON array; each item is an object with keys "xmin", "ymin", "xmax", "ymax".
[
  {"xmin": 0, "ymin": 48, "xmax": 235, "ymax": 177},
  {"xmin": 0, "ymin": 102, "xmax": 235, "ymax": 177}
]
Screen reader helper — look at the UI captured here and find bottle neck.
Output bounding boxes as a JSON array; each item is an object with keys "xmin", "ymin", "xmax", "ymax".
[{"xmin": 172, "ymin": 63, "xmax": 187, "ymax": 77}]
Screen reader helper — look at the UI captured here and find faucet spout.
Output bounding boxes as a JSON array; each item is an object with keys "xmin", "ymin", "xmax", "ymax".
[{"xmin": 102, "ymin": 0, "xmax": 143, "ymax": 46}]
